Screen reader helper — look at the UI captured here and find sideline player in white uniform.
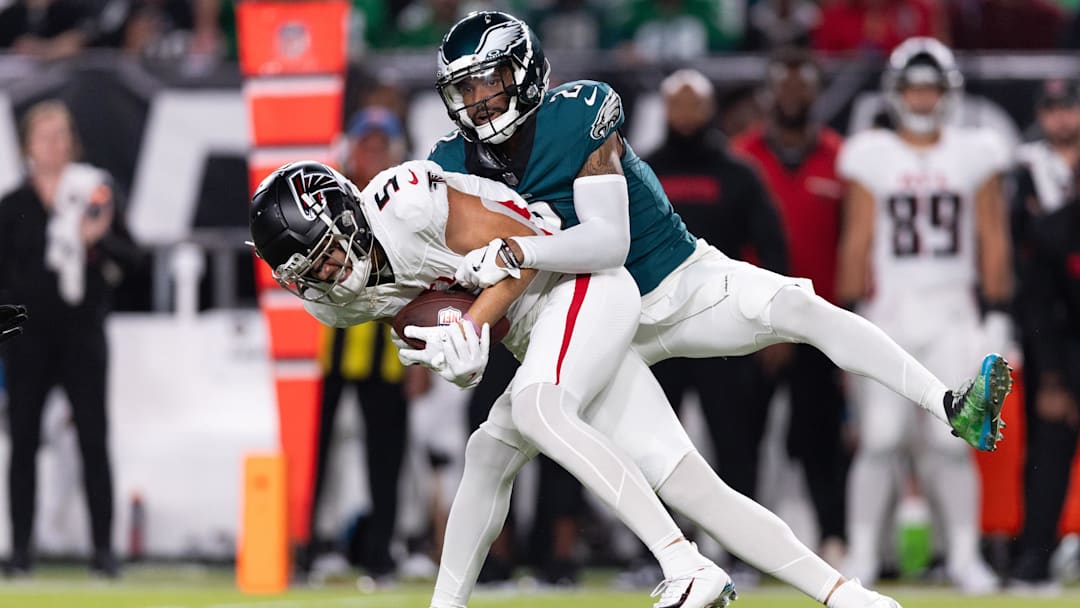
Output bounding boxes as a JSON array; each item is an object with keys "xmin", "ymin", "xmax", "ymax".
[
  {"xmin": 248, "ymin": 159, "xmax": 735, "ymax": 608},
  {"xmin": 836, "ymin": 38, "xmax": 1012, "ymax": 594},
  {"xmin": 248, "ymin": 159, "xmax": 908, "ymax": 608}
]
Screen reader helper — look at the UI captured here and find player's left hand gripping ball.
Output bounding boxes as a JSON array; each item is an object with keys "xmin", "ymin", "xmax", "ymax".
[
  {"xmin": 0, "ymin": 304, "xmax": 28, "ymax": 343},
  {"xmin": 399, "ymin": 321, "xmax": 490, "ymax": 389}
]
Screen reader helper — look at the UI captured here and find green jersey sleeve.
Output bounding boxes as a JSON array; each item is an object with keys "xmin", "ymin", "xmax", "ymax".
[
  {"xmin": 543, "ymin": 80, "xmax": 625, "ymax": 171},
  {"xmin": 427, "ymin": 130, "xmax": 468, "ymax": 173}
]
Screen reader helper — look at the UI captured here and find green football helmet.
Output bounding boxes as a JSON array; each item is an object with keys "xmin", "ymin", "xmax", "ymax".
[{"xmin": 436, "ymin": 11, "xmax": 550, "ymax": 144}]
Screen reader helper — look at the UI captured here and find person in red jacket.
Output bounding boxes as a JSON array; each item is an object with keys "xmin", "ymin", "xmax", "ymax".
[{"xmin": 732, "ymin": 46, "xmax": 850, "ymax": 565}]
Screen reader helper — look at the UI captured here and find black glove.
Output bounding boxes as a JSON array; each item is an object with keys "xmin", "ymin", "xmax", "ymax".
[{"xmin": 0, "ymin": 304, "xmax": 28, "ymax": 343}]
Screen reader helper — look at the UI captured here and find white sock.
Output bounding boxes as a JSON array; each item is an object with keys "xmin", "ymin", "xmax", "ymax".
[
  {"xmin": 768, "ymin": 287, "xmax": 951, "ymax": 424},
  {"xmin": 827, "ymin": 579, "xmax": 882, "ymax": 608},
  {"xmin": 656, "ymin": 451, "xmax": 842, "ymax": 601},
  {"xmin": 653, "ymin": 538, "xmax": 712, "ymax": 580},
  {"xmin": 430, "ymin": 428, "xmax": 529, "ymax": 608}
]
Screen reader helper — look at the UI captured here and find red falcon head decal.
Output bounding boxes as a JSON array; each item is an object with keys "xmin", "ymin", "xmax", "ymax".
[{"xmin": 287, "ymin": 167, "xmax": 341, "ymax": 221}]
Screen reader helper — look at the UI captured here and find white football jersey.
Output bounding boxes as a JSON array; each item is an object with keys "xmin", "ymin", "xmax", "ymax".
[
  {"xmin": 838, "ymin": 126, "xmax": 1010, "ymax": 301},
  {"xmin": 303, "ymin": 160, "xmax": 555, "ymax": 356}
]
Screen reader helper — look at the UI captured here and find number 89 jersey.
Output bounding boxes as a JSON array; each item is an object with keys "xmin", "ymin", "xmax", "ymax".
[{"xmin": 838, "ymin": 126, "xmax": 1009, "ymax": 300}]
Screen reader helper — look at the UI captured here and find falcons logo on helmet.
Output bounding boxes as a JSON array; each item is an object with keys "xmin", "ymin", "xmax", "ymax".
[{"xmin": 287, "ymin": 167, "xmax": 340, "ymax": 221}]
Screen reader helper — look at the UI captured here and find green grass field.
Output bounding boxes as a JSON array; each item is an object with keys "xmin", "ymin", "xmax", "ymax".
[{"xmin": 0, "ymin": 567, "xmax": 1077, "ymax": 608}]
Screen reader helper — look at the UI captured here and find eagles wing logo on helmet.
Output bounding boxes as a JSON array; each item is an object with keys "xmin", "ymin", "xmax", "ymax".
[
  {"xmin": 474, "ymin": 20, "xmax": 524, "ymax": 61},
  {"xmin": 287, "ymin": 168, "xmax": 340, "ymax": 221}
]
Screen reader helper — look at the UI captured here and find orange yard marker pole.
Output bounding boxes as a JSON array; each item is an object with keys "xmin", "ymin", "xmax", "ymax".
[
  {"xmin": 236, "ymin": 1, "xmax": 349, "ymax": 588},
  {"xmin": 237, "ymin": 453, "xmax": 289, "ymax": 594}
]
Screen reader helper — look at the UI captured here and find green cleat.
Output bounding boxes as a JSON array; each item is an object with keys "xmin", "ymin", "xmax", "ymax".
[{"xmin": 946, "ymin": 353, "xmax": 1013, "ymax": 451}]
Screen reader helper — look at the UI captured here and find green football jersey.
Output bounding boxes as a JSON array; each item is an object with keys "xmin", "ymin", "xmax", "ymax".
[{"xmin": 428, "ymin": 79, "xmax": 696, "ymax": 295}]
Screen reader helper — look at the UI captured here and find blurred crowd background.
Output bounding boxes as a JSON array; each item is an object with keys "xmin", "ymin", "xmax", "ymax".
[
  {"xmin": 0, "ymin": 0, "xmax": 1079, "ymax": 599},
  {"xmin": 2, "ymin": 0, "xmax": 1079, "ymax": 62}
]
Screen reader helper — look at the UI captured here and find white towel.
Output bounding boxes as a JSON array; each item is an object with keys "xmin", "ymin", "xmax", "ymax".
[
  {"xmin": 1017, "ymin": 140, "xmax": 1073, "ymax": 214},
  {"xmin": 45, "ymin": 163, "xmax": 108, "ymax": 305}
]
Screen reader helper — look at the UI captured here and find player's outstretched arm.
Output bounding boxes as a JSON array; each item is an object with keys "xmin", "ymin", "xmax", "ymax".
[{"xmin": 504, "ymin": 134, "xmax": 632, "ymax": 274}]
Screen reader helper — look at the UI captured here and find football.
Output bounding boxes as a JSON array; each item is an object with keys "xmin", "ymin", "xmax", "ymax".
[{"xmin": 392, "ymin": 289, "xmax": 511, "ymax": 349}]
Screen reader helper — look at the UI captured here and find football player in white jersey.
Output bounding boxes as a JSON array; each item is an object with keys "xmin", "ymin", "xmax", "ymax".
[
  {"xmin": 249, "ymin": 159, "xmax": 735, "ymax": 608},
  {"xmin": 836, "ymin": 37, "xmax": 1013, "ymax": 594},
  {"xmin": 250, "ymin": 160, "xmax": 906, "ymax": 608}
]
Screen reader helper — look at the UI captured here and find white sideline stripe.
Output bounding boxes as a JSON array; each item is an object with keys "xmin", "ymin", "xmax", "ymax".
[
  {"xmin": 243, "ymin": 75, "xmax": 343, "ymax": 96},
  {"xmin": 250, "ymin": 146, "xmax": 335, "ymax": 167},
  {"xmin": 259, "ymin": 289, "xmax": 307, "ymax": 309},
  {"xmin": 273, "ymin": 359, "xmax": 322, "ymax": 378}
]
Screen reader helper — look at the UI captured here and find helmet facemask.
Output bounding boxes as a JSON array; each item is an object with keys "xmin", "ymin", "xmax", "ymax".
[
  {"xmin": 272, "ymin": 206, "xmax": 379, "ymax": 307},
  {"xmin": 883, "ymin": 39, "xmax": 963, "ymax": 137},
  {"xmin": 889, "ymin": 64, "xmax": 952, "ymax": 135},
  {"xmin": 439, "ymin": 60, "xmax": 531, "ymax": 145}
]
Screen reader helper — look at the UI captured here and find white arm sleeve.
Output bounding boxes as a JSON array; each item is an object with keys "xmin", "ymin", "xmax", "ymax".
[{"xmin": 510, "ymin": 174, "xmax": 630, "ymax": 273}]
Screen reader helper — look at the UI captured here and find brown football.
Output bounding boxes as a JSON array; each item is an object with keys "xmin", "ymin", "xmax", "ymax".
[{"xmin": 392, "ymin": 289, "xmax": 511, "ymax": 349}]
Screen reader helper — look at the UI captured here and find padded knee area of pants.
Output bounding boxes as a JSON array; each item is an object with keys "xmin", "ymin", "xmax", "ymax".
[
  {"xmin": 767, "ymin": 286, "xmax": 837, "ymax": 342},
  {"xmin": 463, "ymin": 428, "xmax": 525, "ymax": 490},
  {"xmin": 509, "ymin": 383, "xmax": 581, "ymax": 448}
]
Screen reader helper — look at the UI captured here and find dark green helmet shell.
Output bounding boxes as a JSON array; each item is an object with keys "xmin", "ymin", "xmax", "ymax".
[{"xmin": 436, "ymin": 11, "xmax": 549, "ymax": 144}]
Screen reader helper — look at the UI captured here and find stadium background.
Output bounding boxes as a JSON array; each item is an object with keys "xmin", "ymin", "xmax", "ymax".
[{"xmin": 1, "ymin": 0, "xmax": 1080, "ymax": 605}]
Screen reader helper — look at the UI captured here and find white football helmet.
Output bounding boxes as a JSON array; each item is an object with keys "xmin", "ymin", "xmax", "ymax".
[{"xmin": 882, "ymin": 37, "xmax": 963, "ymax": 135}]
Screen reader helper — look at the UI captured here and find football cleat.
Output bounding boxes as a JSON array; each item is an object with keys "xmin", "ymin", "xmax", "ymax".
[
  {"xmin": 949, "ymin": 559, "xmax": 1000, "ymax": 595},
  {"xmin": 946, "ymin": 353, "xmax": 1013, "ymax": 451},
  {"xmin": 831, "ymin": 578, "xmax": 903, "ymax": 607},
  {"xmin": 650, "ymin": 564, "xmax": 737, "ymax": 608}
]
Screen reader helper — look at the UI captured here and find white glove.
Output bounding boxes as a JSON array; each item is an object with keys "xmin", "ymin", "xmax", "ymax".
[
  {"xmin": 981, "ymin": 310, "xmax": 1013, "ymax": 357},
  {"xmin": 398, "ymin": 322, "xmax": 490, "ymax": 389},
  {"xmin": 454, "ymin": 238, "xmax": 521, "ymax": 289},
  {"xmin": 389, "ymin": 330, "xmax": 411, "ymax": 355}
]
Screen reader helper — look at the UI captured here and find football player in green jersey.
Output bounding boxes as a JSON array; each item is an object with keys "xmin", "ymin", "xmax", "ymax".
[{"xmin": 419, "ymin": 11, "xmax": 1011, "ymax": 608}]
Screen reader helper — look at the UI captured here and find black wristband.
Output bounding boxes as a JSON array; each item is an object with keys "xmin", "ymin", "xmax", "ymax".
[{"xmin": 496, "ymin": 239, "xmax": 521, "ymax": 270}]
